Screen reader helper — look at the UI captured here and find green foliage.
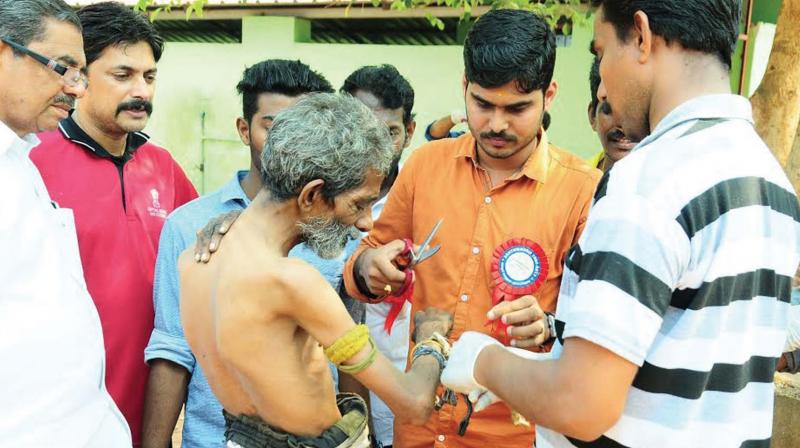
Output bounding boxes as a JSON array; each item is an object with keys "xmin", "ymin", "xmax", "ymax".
[
  {"xmin": 133, "ymin": 0, "xmax": 586, "ymax": 30},
  {"xmin": 134, "ymin": 0, "xmax": 207, "ymax": 21}
]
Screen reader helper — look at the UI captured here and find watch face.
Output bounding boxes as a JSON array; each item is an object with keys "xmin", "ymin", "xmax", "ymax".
[{"xmin": 547, "ymin": 314, "xmax": 557, "ymax": 339}]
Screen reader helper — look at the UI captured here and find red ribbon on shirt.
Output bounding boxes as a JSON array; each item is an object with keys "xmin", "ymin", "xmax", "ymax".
[
  {"xmin": 488, "ymin": 238, "xmax": 549, "ymax": 344},
  {"xmin": 384, "ymin": 239, "xmax": 415, "ymax": 334}
]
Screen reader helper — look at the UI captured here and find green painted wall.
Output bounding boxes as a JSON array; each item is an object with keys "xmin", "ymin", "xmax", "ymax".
[
  {"xmin": 146, "ymin": 16, "xmax": 598, "ymax": 194},
  {"xmin": 753, "ymin": 0, "xmax": 782, "ymax": 23}
]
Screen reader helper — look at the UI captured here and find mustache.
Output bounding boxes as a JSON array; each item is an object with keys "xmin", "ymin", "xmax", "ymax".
[
  {"xmin": 479, "ymin": 131, "xmax": 517, "ymax": 143},
  {"xmin": 52, "ymin": 94, "xmax": 75, "ymax": 109},
  {"xmin": 116, "ymin": 99, "xmax": 153, "ymax": 116}
]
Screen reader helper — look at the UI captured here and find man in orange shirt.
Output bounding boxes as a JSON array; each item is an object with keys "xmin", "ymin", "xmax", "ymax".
[{"xmin": 343, "ymin": 9, "xmax": 601, "ymax": 448}]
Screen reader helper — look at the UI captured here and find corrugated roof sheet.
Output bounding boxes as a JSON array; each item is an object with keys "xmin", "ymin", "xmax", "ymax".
[
  {"xmin": 65, "ymin": 0, "xmax": 367, "ymax": 6},
  {"xmin": 311, "ymin": 17, "xmax": 461, "ymax": 45},
  {"xmin": 152, "ymin": 18, "xmax": 462, "ymax": 45}
]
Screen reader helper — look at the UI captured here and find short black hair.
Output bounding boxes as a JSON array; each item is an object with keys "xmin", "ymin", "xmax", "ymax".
[
  {"xmin": 463, "ymin": 9, "xmax": 556, "ymax": 93},
  {"xmin": 236, "ymin": 59, "xmax": 334, "ymax": 123},
  {"xmin": 77, "ymin": 2, "xmax": 164, "ymax": 66},
  {"xmin": 592, "ymin": 0, "xmax": 741, "ymax": 69},
  {"xmin": 340, "ymin": 64, "xmax": 415, "ymax": 126},
  {"xmin": 589, "ymin": 56, "xmax": 601, "ymax": 112}
]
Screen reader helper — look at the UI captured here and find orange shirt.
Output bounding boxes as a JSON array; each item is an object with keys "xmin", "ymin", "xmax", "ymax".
[{"xmin": 343, "ymin": 132, "xmax": 600, "ymax": 448}]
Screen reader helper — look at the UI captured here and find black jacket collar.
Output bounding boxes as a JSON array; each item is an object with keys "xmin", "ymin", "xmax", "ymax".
[{"xmin": 58, "ymin": 113, "xmax": 149, "ymax": 163}]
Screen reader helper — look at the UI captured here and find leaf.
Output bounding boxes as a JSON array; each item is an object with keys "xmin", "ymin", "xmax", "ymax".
[
  {"xmin": 150, "ymin": 7, "xmax": 163, "ymax": 22},
  {"xmin": 425, "ymin": 13, "xmax": 445, "ymax": 30},
  {"xmin": 135, "ymin": 0, "xmax": 152, "ymax": 11}
]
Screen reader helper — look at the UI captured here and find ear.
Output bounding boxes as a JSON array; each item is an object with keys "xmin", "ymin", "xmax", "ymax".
[
  {"xmin": 587, "ymin": 102, "xmax": 597, "ymax": 129},
  {"xmin": 296, "ymin": 179, "xmax": 327, "ymax": 213},
  {"xmin": 403, "ymin": 120, "xmax": 417, "ymax": 149},
  {"xmin": 543, "ymin": 80, "xmax": 558, "ymax": 111},
  {"xmin": 632, "ymin": 10, "xmax": 653, "ymax": 64},
  {"xmin": 236, "ymin": 117, "xmax": 251, "ymax": 146},
  {"xmin": 462, "ymin": 76, "xmax": 468, "ymax": 95}
]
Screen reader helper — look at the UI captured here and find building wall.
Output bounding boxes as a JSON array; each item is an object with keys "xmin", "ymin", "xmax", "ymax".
[{"xmin": 146, "ymin": 16, "xmax": 598, "ymax": 194}]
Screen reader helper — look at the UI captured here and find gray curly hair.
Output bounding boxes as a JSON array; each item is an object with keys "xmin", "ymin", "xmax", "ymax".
[{"xmin": 260, "ymin": 93, "xmax": 394, "ymax": 202}]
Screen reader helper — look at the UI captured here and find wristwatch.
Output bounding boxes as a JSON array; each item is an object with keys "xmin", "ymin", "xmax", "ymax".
[{"xmin": 545, "ymin": 312, "xmax": 557, "ymax": 342}]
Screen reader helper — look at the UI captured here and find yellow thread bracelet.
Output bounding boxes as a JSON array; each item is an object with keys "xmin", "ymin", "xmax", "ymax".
[{"xmin": 324, "ymin": 324, "xmax": 370, "ymax": 366}]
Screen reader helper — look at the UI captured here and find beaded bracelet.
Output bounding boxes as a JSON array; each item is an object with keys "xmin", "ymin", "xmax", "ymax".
[{"xmin": 412, "ymin": 344, "xmax": 447, "ymax": 374}]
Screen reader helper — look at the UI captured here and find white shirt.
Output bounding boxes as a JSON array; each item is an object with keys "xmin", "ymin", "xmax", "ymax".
[
  {"xmin": 540, "ymin": 95, "xmax": 800, "ymax": 447},
  {"xmin": 0, "ymin": 120, "xmax": 130, "ymax": 447},
  {"xmin": 365, "ymin": 187, "xmax": 412, "ymax": 447}
]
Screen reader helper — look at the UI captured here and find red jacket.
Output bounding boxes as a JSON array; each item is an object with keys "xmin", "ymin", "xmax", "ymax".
[{"xmin": 32, "ymin": 117, "xmax": 197, "ymax": 446}]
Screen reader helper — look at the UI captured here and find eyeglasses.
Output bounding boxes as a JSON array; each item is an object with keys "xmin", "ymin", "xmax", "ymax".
[{"xmin": 1, "ymin": 38, "xmax": 87, "ymax": 88}]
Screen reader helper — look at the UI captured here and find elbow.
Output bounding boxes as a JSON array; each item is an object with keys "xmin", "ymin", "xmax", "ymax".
[
  {"xmin": 395, "ymin": 395, "xmax": 434, "ymax": 426},
  {"xmin": 558, "ymin": 397, "xmax": 624, "ymax": 442}
]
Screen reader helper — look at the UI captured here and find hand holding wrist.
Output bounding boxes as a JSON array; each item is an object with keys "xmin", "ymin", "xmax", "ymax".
[{"xmin": 440, "ymin": 331, "xmax": 501, "ymax": 393}]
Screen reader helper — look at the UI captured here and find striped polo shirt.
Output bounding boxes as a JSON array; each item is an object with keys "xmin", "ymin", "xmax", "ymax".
[{"xmin": 538, "ymin": 95, "xmax": 800, "ymax": 448}]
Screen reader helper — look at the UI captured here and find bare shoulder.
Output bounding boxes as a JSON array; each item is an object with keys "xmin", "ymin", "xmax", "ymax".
[
  {"xmin": 276, "ymin": 258, "xmax": 333, "ymax": 294},
  {"xmin": 177, "ymin": 248, "xmax": 195, "ymax": 273},
  {"xmin": 217, "ymin": 255, "xmax": 331, "ymax": 303}
]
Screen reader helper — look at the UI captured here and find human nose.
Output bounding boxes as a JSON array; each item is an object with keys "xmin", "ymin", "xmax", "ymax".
[
  {"xmin": 597, "ymin": 79, "xmax": 608, "ymax": 104},
  {"xmin": 130, "ymin": 75, "xmax": 152, "ymax": 100},
  {"xmin": 63, "ymin": 77, "xmax": 86, "ymax": 99},
  {"xmin": 488, "ymin": 109, "xmax": 509, "ymax": 133},
  {"xmin": 355, "ymin": 211, "xmax": 374, "ymax": 233}
]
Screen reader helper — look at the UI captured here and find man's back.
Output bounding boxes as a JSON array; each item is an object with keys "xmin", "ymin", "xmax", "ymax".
[
  {"xmin": 542, "ymin": 95, "xmax": 800, "ymax": 447},
  {"xmin": 179, "ymin": 218, "xmax": 341, "ymax": 437}
]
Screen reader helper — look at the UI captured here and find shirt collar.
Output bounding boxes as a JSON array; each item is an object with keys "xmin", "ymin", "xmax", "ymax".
[
  {"xmin": 58, "ymin": 113, "xmax": 150, "ymax": 161},
  {"xmin": 637, "ymin": 94, "xmax": 753, "ymax": 149},
  {"xmin": 0, "ymin": 119, "xmax": 39, "ymax": 157},
  {"xmin": 219, "ymin": 170, "xmax": 251, "ymax": 206},
  {"xmin": 454, "ymin": 130, "xmax": 550, "ymax": 184}
]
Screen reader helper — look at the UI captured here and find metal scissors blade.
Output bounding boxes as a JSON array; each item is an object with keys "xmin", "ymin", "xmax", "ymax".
[{"xmin": 411, "ymin": 218, "xmax": 443, "ymax": 267}]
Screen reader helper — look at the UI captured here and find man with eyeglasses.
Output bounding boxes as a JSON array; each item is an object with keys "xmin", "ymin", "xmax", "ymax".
[
  {"xmin": 31, "ymin": 2, "xmax": 197, "ymax": 446},
  {"xmin": 0, "ymin": 0, "xmax": 130, "ymax": 446}
]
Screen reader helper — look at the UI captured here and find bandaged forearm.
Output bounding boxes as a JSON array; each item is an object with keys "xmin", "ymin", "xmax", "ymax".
[{"xmin": 325, "ymin": 324, "xmax": 378, "ymax": 374}]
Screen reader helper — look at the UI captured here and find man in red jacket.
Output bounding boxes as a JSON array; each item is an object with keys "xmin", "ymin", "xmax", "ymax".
[{"xmin": 30, "ymin": 3, "xmax": 197, "ymax": 446}]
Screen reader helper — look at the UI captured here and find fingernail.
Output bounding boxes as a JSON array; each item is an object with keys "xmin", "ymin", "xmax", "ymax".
[
  {"xmin": 209, "ymin": 242, "xmax": 216, "ymax": 251},
  {"xmin": 510, "ymin": 338, "xmax": 516, "ymax": 347},
  {"xmin": 219, "ymin": 226, "xmax": 227, "ymax": 233},
  {"xmin": 501, "ymin": 316, "xmax": 508, "ymax": 324},
  {"xmin": 202, "ymin": 254, "xmax": 209, "ymax": 262},
  {"xmin": 486, "ymin": 311, "xmax": 495, "ymax": 320},
  {"xmin": 194, "ymin": 253, "xmax": 200, "ymax": 262}
]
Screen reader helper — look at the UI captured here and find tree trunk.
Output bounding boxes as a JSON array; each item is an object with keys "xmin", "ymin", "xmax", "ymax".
[
  {"xmin": 785, "ymin": 117, "xmax": 800, "ymax": 194},
  {"xmin": 750, "ymin": 0, "xmax": 800, "ymax": 166}
]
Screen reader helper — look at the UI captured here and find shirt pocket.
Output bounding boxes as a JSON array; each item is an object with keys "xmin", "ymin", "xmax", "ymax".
[{"xmin": 52, "ymin": 207, "xmax": 87, "ymax": 282}]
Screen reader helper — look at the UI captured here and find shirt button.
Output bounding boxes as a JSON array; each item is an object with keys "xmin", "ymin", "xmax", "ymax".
[
  {"xmin": 437, "ymin": 435, "xmax": 446, "ymax": 442},
  {"xmin": 460, "ymin": 294, "xmax": 469, "ymax": 302},
  {"xmin": 472, "ymin": 246, "xmax": 480, "ymax": 255},
  {"xmin": 484, "ymin": 196, "xmax": 492, "ymax": 204}
]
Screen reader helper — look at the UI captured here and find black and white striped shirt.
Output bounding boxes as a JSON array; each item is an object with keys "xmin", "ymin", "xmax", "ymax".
[{"xmin": 538, "ymin": 95, "xmax": 800, "ymax": 448}]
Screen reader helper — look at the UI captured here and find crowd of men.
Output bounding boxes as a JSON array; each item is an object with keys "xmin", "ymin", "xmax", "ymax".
[{"xmin": 2, "ymin": 0, "xmax": 800, "ymax": 447}]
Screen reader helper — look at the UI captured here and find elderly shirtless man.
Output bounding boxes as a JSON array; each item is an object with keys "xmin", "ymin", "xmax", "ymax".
[{"xmin": 179, "ymin": 93, "xmax": 452, "ymax": 448}]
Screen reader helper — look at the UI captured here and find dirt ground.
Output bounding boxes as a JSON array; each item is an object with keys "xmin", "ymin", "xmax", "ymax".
[{"xmin": 773, "ymin": 373, "xmax": 800, "ymax": 448}]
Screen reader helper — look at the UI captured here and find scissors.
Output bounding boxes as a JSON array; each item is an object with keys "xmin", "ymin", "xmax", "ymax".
[
  {"xmin": 406, "ymin": 218, "xmax": 444, "ymax": 268},
  {"xmin": 386, "ymin": 218, "xmax": 444, "ymax": 295}
]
